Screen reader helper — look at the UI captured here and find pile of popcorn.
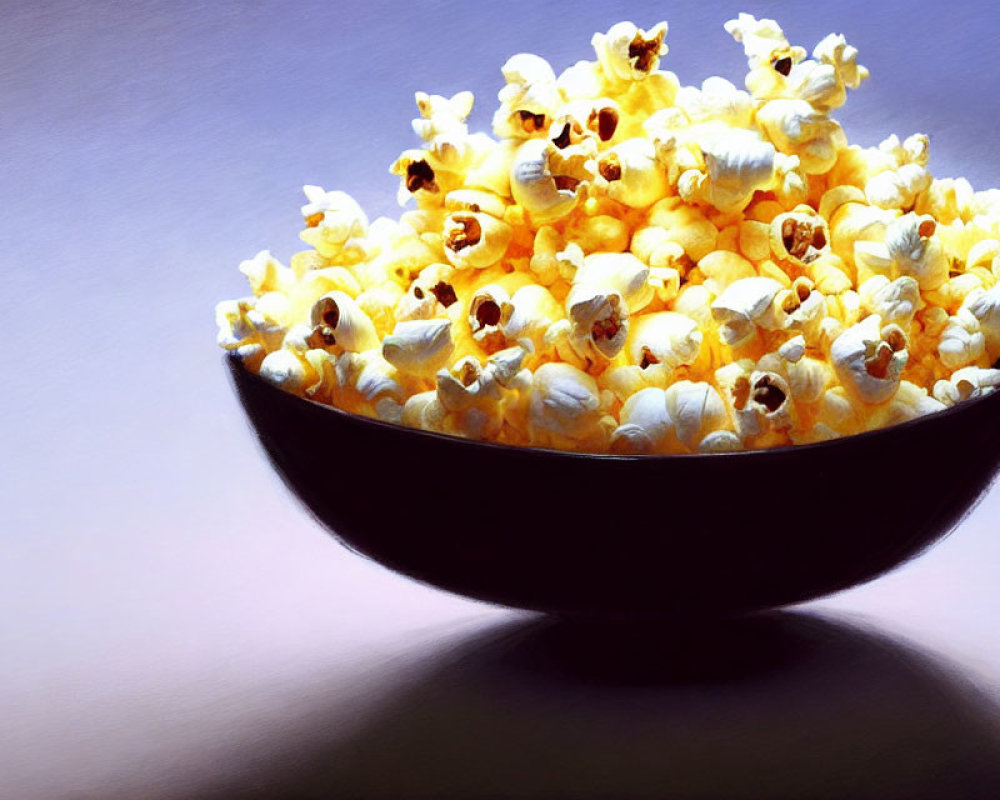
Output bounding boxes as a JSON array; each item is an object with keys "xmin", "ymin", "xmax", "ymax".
[{"xmin": 217, "ymin": 14, "xmax": 1000, "ymax": 454}]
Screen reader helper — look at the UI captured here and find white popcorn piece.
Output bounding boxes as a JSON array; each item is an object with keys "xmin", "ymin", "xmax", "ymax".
[
  {"xmin": 401, "ymin": 389, "xmax": 448, "ymax": 432},
  {"xmin": 664, "ymin": 380, "xmax": 729, "ymax": 450},
  {"xmin": 564, "ymin": 284, "xmax": 630, "ymax": 362},
  {"xmin": 528, "ymin": 362, "xmax": 608, "ymax": 448},
  {"xmin": 595, "ymin": 138, "xmax": 669, "ymax": 208},
  {"xmin": 562, "ymin": 253, "xmax": 653, "ymax": 362},
  {"xmin": 770, "ymin": 209, "xmax": 830, "ymax": 266},
  {"xmin": 492, "ymin": 53, "xmax": 563, "ymax": 140},
  {"xmin": 778, "ymin": 335, "xmax": 807, "ymax": 363},
  {"xmin": 830, "ymin": 315, "xmax": 908, "ymax": 404},
  {"xmin": 332, "ymin": 349, "xmax": 411, "ymax": 421},
  {"xmin": 467, "ymin": 282, "xmax": 515, "ymax": 352},
  {"xmin": 674, "ymin": 77, "xmax": 754, "ymax": 128},
  {"xmin": 259, "ymin": 348, "xmax": 311, "ymax": 394},
  {"xmin": 627, "ymin": 312, "xmax": 703, "ymax": 369},
  {"xmin": 239, "ymin": 250, "xmax": 294, "ymax": 297},
  {"xmin": 382, "ymin": 318, "xmax": 455, "ymax": 377},
  {"xmin": 866, "ymin": 379, "xmax": 946, "ymax": 430},
  {"xmin": 394, "ymin": 263, "xmax": 459, "ymax": 322},
  {"xmin": 854, "ymin": 214, "xmax": 950, "ymax": 291},
  {"xmin": 435, "ymin": 347, "xmax": 528, "ymax": 420},
  {"xmin": 437, "ymin": 357, "xmax": 498, "ymax": 413},
  {"xmin": 575, "ymin": 252, "xmax": 654, "ymax": 311},
  {"xmin": 598, "ymin": 362, "xmax": 671, "ymax": 404},
  {"xmin": 774, "ymin": 274, "xmax": 822, "ymax": 330},
  {"xmin": 755, "ymin": 99, "xmax": 846, "ymax": 174},
  {"xmin": 797, "ymin": 33, "xmax": 869, "ymax": 110},
  {"xmin": 932, "ymin": 367, "xmax": 1000, "ymax": 406},
  {"xmin": 299, "ymin": 185, "xmax": 369, "ymax": 263},
  {"xmin": 698, "ymin": 430, "xmax": 744, "ymax": 453},
  {"xmin": 412, "ymin": 91, "xmax": 475, "ymax": 143},
  {"xmin": 782, "ymin": 352, "xmax": 834, "ymax": 404},
  {"xmin": 857, "ymin": 275, "xmax": 922, "ymax": 328},
  {"xmin": 442, "ymin": 210, "xmax": 513, "ymax": 269},
  {"xmin": 865, "ymin": 162, "xmax": 932, "ymax": 211},
  {"xmin": 592, "ymin": 21, "xmax": 669, "ymax": 85},
  {"xmin": 679, "ymin": 128, "xmax": 776, "ymax": 213},
  {"xmin": 502, "ymin": 284, "xmax": 563, "ymax": 355},
  {"xmin": 556, "ymin": 59, "xmax": 605, "ymax": 101},
  {"xmin": 308, "ymin": 291, "xmax": 380, "ymax": 353},
  {"xmin": 937, "ymin": 309, "xmax": 986, "ymax": 370},
  {"xmin": 828, "ymin": 198, "xmax": 895, "ymax": 272},
  {"xmin": 711, "ymin": 276, "xmax": 787, "ymax": 346},
  {"xmin": 963, "ymin": 284, "xmax": 1000, "ymax": 361},
  {"xmin": 725, "ymin": 13, "xmax": 805, "ymax": 71},
  {"xmin": 717, "ymin": 363, "xmax": 796, "ymax": 447},
  {"xmin": 551, "ymin": 97, "xmax": 622, "ymax": 148},
  {"xmin": 510, "ymin": 138, "xmax": 586, "ymax": 223},
  {"xmin": 215, "ymin": 297, "xmax": 286, "ymax": 366},
  {"xmin": 390, "ymin": 149, "xmax": 446, "ymax": 206},
  {"xmin": 610, "ymin": 386, "xmax": 674, "ymax": 454}
]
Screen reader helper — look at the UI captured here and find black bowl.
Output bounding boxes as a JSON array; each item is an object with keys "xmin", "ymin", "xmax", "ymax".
[{"xmin": 228, "ymin": 355, "xmax": 1000, "ymax": 619}]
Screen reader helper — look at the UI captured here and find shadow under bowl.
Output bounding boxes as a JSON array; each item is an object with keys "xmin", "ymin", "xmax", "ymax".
[{"xmin": 228, "ymin": 355, "xmax": 1000, "ymax": 620}]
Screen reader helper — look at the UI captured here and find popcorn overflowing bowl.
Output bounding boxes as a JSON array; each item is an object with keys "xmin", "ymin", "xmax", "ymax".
[
  {"xmin": 230, "ymin": 354, "xmax": 1000, "ymax": 618},
  {"xmin": 220, "ymin": 15, "xmax": 1000, "ymax": 617}
]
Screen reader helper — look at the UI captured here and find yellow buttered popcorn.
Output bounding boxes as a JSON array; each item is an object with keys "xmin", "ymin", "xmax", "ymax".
[{"xmin": 217, "ymin": 13, "xmax": 1000, "ymax": 453}]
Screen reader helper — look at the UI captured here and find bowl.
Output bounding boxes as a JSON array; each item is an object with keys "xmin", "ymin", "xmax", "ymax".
[{"xmin": 228, "ymin": 355, "xmax": 1000, "ymax": 619}]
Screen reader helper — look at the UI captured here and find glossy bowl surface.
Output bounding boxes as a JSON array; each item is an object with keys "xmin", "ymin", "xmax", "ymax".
[{"xmin": 229, "ymin": 355, "xmax": 1000, "ymax": 619}]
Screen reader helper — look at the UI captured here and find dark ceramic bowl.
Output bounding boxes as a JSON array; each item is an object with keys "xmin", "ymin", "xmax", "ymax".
[{"xmin": 228, "ymin": 355, "xmax": 1000, "ymax": 619}]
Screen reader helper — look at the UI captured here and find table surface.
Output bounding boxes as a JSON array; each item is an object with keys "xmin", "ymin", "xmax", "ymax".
[{"xmin": 3, "ymin": 2, "xmax": 999, "ymax": 797}]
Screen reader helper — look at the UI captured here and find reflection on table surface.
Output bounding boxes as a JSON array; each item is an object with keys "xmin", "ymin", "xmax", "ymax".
[{"xmin": 205, "ymin": 611, "xmax": 1000, "ymax": 799}]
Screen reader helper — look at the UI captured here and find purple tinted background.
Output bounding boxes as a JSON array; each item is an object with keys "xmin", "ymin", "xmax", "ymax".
[{"xmin": 2, "ymin": 1, "xmax": 999, "ymax": 797}]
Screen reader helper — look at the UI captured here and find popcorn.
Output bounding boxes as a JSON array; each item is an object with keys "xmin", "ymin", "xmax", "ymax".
[
  {"xmin": 510, "ymin": 139, "xmax": 586, "ymax": 223},
  {"xmin": 755, "ymin": 99, "xmax": 846, "ymax": 174},
  {"xmin": 217, "ymin": 13, "xmax": 1000, "ymax": 454},
  {"xmin": 711, "ymin": 277, "xmax": 787, "ymax": 346},
  {"xmin": 307, "ymin": 291, "xmax": 379, "ymax": 354},
  {"xmin": 259, "ymin": 347, "xmax": 313, "ymax": 394},
  {"xmin": 963, "ymin": 284, "xmax": 1000, "ymax": 361},
  {"xmin": 595, "ymin": 138, "xmax": 669, "ymax": 208},
  {"xmin": 298, "ymin": 186, "xmax": 368, "ymax": 263},
  {"xmin": 611, "ymin": 386, "xmax": 675, "ymax": 454},
  {"xmin": 493, "ymin": 54, "xmax": 562, "ymax": 140},
  {"xmin": 627, "ymin": 312, "xmax": 703, "ymax": 369},
  {"xmin": 937, "ymin": 310, "xmax": 985, "ymax": 370},
  {"xmin": 382, "ymin": 319, "xmax": 455, "ymax": 377},
  {"xmin": 855, "ymin": 214, "xmax": 950, "ymax": 290},
  {"xmin": 664, "ymin": 380, "xmax": 729, "ymax": 450},
  {"xmin": 678, "ymin": 128, "xmax": 776, "ymax": 213},
  {"xmin": 442, "ymin": 210, "xmax": 513, "ymax": 269},
  {"xmin": 830, "ymin": 315, "xmax": 908, "ymax": 404},
  {"xmin": 592, "ymin": 21, "xmax": 669, "ymax": 86},
  {"xmin": 528, "ymin": 362, "xmax": 611, "ymax": 450}
]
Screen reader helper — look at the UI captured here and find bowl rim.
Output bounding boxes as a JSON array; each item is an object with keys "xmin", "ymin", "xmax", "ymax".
[{"xmin": 228, "ymin": 353, "xmax": 999, "ymax": 462}]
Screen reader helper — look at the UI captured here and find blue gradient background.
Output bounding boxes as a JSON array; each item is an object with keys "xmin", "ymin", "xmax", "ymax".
[{"xmin": 2, "ymin": 2, "xmax": 999, "ymax": 797}]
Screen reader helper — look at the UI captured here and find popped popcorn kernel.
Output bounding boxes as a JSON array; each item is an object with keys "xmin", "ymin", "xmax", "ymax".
[{"xmin": 217, "ymin": 13, "xmax": 1000, "ymax": 453}]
